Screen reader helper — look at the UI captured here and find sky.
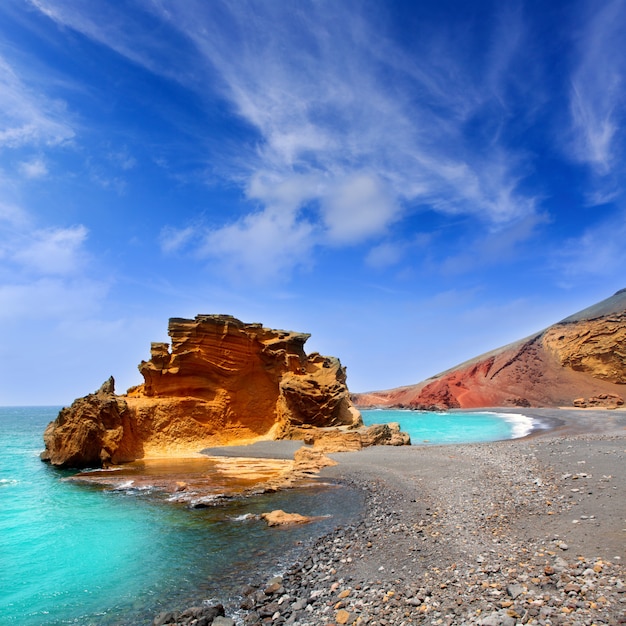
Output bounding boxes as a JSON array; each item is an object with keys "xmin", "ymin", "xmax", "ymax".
[{"xmin": 1, "ymin": 0, "xmax": 625, "ymax": 405}]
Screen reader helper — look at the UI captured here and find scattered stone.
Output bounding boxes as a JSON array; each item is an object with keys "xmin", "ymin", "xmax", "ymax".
[
  {"xmin": 261, "ymin": 510, "xmax": 315, "ymax": 526},
  {"xmin": 153, "ymin": 434, "xmax": 625, "ymax": 626}
]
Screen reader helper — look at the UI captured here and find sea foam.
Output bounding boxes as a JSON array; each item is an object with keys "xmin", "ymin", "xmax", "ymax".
[{"xmin": 498, "ymin": 412, "xmax": 535, "ymax": 439}]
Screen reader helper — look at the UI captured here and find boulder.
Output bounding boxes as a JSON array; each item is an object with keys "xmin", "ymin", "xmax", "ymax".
[
  {"xmin": 260, "ymin": 510, "xmax": 315, "ymax": 526},
  {"xmin": 292, "ymin": 447, "xmax": 338, "ymax": 472},
  {"xmin": 573, "ymin": 393, "xmax": 624, "ymax": 409},
  {"xmin": 41, "ymin": 378, "xmax": 141, "ymax": 467}
]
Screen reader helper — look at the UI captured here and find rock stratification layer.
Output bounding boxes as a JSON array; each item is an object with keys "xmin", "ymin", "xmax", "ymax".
[
  {"xmin": 354, "ymin": 289, "xmax": 626, "ymax": 410},
  {"xmin": 42, "ymin": 315, "xmax": 362, "ymax": 468}
]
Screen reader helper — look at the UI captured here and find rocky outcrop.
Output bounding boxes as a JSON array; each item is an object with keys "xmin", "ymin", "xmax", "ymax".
[
  {"xmin": 283, "ymin": 422, "xmax": 411, "ymax": 453},
  {"xmin": 260, "ymin": 510, "xmax": 318, "ymax": 526},
  {"xmin": 573, "ymin": 393, "xmax": 624, "ymax": 409},
  {"xmin": 42, "ymin": 315, "xmax": 363, "ymax": 468},
  {"xmin": 354, "ymin": 289, "xmax": 626, "ymax": 410},
  {"xmin": 542, "ymin": 313, "xmax": 626, "ymax": 383},
  {"xmin": 41, "ymin": 378, "xmax": 142, "ymax": 467}
]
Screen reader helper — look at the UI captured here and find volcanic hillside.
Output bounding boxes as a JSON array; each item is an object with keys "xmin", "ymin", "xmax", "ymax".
[{"xmin": 354, "ymin": 289, "xmax": 626, "ymax": 410}]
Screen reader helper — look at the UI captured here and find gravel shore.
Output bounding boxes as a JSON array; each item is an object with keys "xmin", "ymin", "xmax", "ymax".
[{"xmin": 156, "ymin": 409, "xmax": 626, "ymax": 625}]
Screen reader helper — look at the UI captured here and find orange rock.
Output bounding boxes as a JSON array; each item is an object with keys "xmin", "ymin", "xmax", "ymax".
[
  {"xmin": 42, "ymin": 315, "xmax": 362, "ymax": 468},
  {"xmin": 293, "ymin": 447, "xmax": 338, "ymax": 472},
  {"xmin": 260, "ymin": 510, "xmax": 314, "ymax": 526}
]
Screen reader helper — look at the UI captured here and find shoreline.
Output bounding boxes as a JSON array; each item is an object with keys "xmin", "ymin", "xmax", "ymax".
[{"xmin": 156, "ymin": 409, "xmax": 626, "ymax": 625}]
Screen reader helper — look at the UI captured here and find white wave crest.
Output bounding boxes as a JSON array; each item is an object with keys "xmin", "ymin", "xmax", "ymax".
[
  {"xmin": 230, "ymin": 513, "xmax": 256, "ymax": 522},
  {"xmin": 497, "ymin": 412, "xmax": 535, "ymax": 439},
  {"xmin": 111, "ymin": 480, "xmax": 135, "ymax": 490}
]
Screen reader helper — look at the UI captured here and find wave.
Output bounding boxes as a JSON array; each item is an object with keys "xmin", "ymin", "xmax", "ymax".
[
  {"xmin": 495, "ymin": 412, "xmax": 535, "ymax": 439},
  {"xmin": 189, "ymin": 494, "xmax": 231, "ymax": 508},
  {"xmin": 108, "ymin": 481, "xmax": 157, "ymax": 496},
  {"xmin": 230, "ymin": 513, "xmax": 256, "ymax": 522},
  {"xmin": 111, "ymin": 480, "xmax": 136, "ymax": 490},
  {"xmin": 0, "ymin": 478, "xmax": 19, "ymax": 487}
]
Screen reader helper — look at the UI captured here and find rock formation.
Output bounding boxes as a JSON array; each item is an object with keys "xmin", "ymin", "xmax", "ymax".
[
  {"xmin": 260, "ymin": 510, "xmax": 318, "ymax": 526},
  {"xmin": 354, "ymin": 289, "xmax": 626, "ymax": 410},
  {"xmin": 283, "ymin": 422, "xmax": 411, "ymax": 453},
  {"xmin": 42, "ymin": 315, "xmax": 363, "ymax": 468},
  {"xmin": 41, "ymin": 377, "xmax": 140, "ymax": 468}
]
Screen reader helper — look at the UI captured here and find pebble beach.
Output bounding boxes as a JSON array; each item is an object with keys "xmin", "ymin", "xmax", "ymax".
[{"xmin": 155, "ymin": 409, "xmax": 626, "ymax": 626}]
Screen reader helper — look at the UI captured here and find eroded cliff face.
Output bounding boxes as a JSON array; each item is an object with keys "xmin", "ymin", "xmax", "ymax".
[
  {"xmin": 542, "ymin": 313, "xmax": 626, "ymax": 384},
  {"xmin": 42, "ymin": 315, "xmax": 361, "ymax": 468},
  {"xmin": 41, "ymin": 377, "xmax": 142, "ymax": 467},
  {"xmin": 354, "ymin": 290, "xmax": 626, "ymax": 410}
]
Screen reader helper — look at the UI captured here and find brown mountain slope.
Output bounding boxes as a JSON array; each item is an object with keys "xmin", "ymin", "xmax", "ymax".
[{"xmin": 354, "ymin": 289, "xmax": 626, "ymax": 410}]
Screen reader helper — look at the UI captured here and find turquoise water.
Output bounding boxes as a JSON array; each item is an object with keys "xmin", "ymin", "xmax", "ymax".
[
  {"xmin": 361, "ymin": 409, "xmax": 534, "ymax": 444},
  {"xmin": 0, "ymin": 407, "xmax": 361, "ymax": 626}
]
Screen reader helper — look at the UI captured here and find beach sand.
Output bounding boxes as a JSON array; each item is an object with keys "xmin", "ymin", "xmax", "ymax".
[
  {"xmin": 181, "ymin": 408, "xmax": 626, "ymax": 625},
  {"xmin": 200, "ymin": 409, "xmax": 626, "ymax": 564}
]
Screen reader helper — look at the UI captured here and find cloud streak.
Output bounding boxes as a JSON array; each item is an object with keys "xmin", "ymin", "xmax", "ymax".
[
  {"xmin": 568, "ymin": 0, "xmax": 626, "ymax": 178},
  {"xmin": 29, "ymin": 0, "xmax": 546, "ymax": 280},
  {"xmin": 0, "ymin": 55, "xmax": 74, "ymax": 149}
]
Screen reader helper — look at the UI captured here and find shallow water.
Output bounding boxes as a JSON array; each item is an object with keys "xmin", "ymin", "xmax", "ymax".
[
  {"xmin": 361, "ymin": 409, "xmax": 534, "ymax": 444},
  {"xmin": 0, "ymin": 407, "xmax": 362, "ymax": 625}
]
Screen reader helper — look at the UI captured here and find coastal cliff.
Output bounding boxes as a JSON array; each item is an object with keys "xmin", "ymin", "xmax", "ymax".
[
  {"xmin": 354, "ymin": 289, "xmax": 626, "ymax": 410},
  {"xmin": 42, "ymin": 315, "xmax": 363, "ymax": 468}
]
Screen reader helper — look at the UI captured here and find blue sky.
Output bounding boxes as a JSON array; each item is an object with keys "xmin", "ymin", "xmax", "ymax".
[{"xmin": 1, "ymin": 0, "xmax": 625, "ymax": 405}]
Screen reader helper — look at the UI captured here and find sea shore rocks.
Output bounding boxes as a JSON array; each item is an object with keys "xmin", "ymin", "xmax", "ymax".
[
  {"xmin": 42, "ymin": 315, "xmax": 368, "ymax": 468},
  {"xmin": 260, "ymin": 510, "xmax": 318, "ymax": 526},
  {"xmin": 158, "ymin": 427, "xmax": 626, "ymax": 626},
  {"xmin": 290, "ymin": 422, "xmax": 411, "ymax": 453},
  {"xmin": 573, "ymin": 393, "xmax": 624, "ymax": 409}
]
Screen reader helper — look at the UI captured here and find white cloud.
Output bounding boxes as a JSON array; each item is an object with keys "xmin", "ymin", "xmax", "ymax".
[
  {"xmin": 554, "ymin": 210, "xmax": 626, "ymax": 278},
  {"xmin": 321, "ymin": 173, "xmax": 400, "ymax": 244},
  {"xmin": 12, "ymin": 225, "xmax": 88, "ymax": 275},
  {"xmin": 200, "ymin": 205, "xmax": 316, "ymax": 283},
  {"xmin": 0, "ymin": 199, "xmax": 109, "ymax": 334},
  {"xmin": 160, "ymin": 225, "xmax": 197, "ymax": 254},
  {"xmin": 0, "ymin": 276, "xmax": 105, "ymax": 321},
  {"xmin": 0, "ymin": 201, "xmax": 31, "ymax": 228},
  {"xmin": 29, "ymin": 1, "xmax": 543, "ymax": 279},
  {"xmin": 108, "ymin": 149, "xmax": 137, "ymax": 171},
  {"xmin": 440, "ymin": 211, "xmax": 550, "ymax": 275},
  {"xmin": 569, "ymin": 0, "xmax": 626, "ymax": 176},
  {"xmin": 18, "ymin": 157, "xmax": 48, "ymax": 179},
  {"xmin": 0, "ymin": 55, "xmax": 74, "ymax": 149},
  {"xmin": 366, "ymin": 242, "xmax": 405, "ymax": 269}
]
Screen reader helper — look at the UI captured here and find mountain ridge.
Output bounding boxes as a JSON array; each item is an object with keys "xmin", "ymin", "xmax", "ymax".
[{"xmin": 353, "ymin": 290, "xmax": 626, "ymax": 410}]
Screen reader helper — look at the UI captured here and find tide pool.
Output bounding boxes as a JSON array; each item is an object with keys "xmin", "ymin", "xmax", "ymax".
[
  {"xmin": 361, "ymin": 409, "xmax": 534, "ymax": 444},
  {"xmin": 0, "ymin": 407, "xmax": 361, "ymax": 626}
]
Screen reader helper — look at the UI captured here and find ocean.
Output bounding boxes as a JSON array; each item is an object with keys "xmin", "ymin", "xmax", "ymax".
[
  {"xmin": 0, "ymin": 407, "xmax": 361, "ymax": 625},
  {"xmin": 1, "ymin": 406, "xmax": 531, "ymax": 625},
  {"xmin": 360, "ymin": 408, "xmax": 535, "ymax": 444}
]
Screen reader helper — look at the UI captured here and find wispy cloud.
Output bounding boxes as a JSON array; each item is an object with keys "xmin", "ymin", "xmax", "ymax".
[
  {"xmin": 11, "ymin": 225, "xmax": 88, "ymax": 275},
  {"xmin": 18, "ymin": 157, "xmax": 48, "ymax": 179},
  {"xmin": 0, "ymin": 197, "xmax": 104, "ymax": 322},
  {"xmin": 568, "ymin": 0, "xmax": 626, "ymax": 177},
  {"xmin": 0, "ymin": 54, "xmax": 74, "ymax": 149},
  {"xmin": 162, "ymin": 2, "xmax": 542, "ymax": 277},
  {"xmin": 553, "ymin": 208, "xmax": 626, "ymax": 280},
  {"xmin": 31, "ymin": 0, "xmax": 543, "ymax": 280}
]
